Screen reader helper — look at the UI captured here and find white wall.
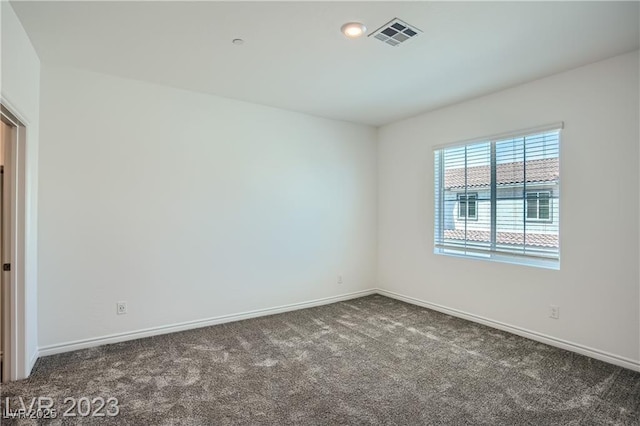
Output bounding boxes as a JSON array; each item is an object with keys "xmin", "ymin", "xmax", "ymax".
[
  {"xmin": 0, "ymin": 2, "xmax": 40, "ymax": 378},
  {"xmin": 378, "ymin": 51, "xmax": 640, "ymax": 367},
  {"xmin": 38, "ymin": 67, "xmax": 377, "ymax": 349}
]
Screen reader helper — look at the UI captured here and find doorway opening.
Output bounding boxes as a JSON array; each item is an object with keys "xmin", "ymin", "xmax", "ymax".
[{"xmin": 0, "ymin": 104, "xmax": 24, "ymax": 382}]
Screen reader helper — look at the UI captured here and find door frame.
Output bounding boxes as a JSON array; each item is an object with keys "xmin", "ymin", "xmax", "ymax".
[{"xmin": 0, "ymin": 102, "xmax": 27, "ymax": 382}]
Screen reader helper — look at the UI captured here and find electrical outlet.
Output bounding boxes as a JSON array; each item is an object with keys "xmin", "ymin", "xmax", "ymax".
[
  {"xmin": 117, "ymin": 301, "xmax": 127, "ymax": 315},
  {"xmin": 337, "ymin": 275, "xmax": 343, "ymax": 284},
  {"xmin": 549, "ymin": 305, "xmax": 559, "ymax": 319}
]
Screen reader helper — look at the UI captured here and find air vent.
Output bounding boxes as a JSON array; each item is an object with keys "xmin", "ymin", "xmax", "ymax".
[{"xmin": 370, "ymin": 18, "xmax": 421, "ymax": 47}]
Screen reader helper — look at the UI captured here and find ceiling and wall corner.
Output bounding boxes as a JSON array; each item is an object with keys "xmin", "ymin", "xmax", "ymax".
[{"xmin": 10, "ymin": 1, "xmax": 640, "ymax": 126}]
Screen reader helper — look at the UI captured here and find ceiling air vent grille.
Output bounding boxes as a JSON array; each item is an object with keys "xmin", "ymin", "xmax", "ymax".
[{"xmin": 370, "ymin": 18, "xmax": 421, "ymax": 47}]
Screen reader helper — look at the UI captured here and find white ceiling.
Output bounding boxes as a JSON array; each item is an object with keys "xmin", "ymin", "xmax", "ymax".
[{"xmin": 11, "ymin": 1, "xmax": 640, "ymax": 126}]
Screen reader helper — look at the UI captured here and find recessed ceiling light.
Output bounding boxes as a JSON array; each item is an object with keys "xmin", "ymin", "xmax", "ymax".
[
  {"xmin": 232, "ymin": 38, "xmax": 244, "ymax": 45},
  {"xmin": 341, "ymin": 22, "xmax": 366, "ymax": 39}
]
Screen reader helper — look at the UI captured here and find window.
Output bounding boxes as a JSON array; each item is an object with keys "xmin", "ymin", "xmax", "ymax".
[
  {"xmin": 458, "ymin": 193, "xmax": 478, "ymax": 220},
  {"xmin": 434, "ymin": 125, "xmax": 561, "ymax": 268},
  {"xmin": 526, "ymin": 191, "xmax": 551, "ymax": 221}
]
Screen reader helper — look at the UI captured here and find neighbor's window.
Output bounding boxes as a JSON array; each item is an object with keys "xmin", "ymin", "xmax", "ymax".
[
  {"xmin": 458, "ymin": 193, "xmax": 478, "ymax": 220},
  {"xmin": 434, "ymin": 125, "xmax": 561, "ymax": 269},
  {"xmin": 526, "ymin": 191, "xmax": 551, "ymax": 221}
]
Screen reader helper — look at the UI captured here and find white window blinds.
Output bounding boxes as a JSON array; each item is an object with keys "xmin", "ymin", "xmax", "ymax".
[{"xmin": 434, "ymin": 126, "xmax": 561, "ymax": 268}]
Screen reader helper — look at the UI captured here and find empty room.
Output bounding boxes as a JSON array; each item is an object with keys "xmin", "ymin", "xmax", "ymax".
[{"xmin": 1, "ymin": 1, "xmax": 639, "ymax": 424}]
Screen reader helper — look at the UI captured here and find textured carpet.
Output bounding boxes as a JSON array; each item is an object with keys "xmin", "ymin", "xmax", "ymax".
[{"xmin": 1, "ymin": 295, "xmax": 639, "ymax": 425}]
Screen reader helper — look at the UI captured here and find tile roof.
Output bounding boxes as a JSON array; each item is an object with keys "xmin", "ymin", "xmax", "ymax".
[
  {"xmin": 444, "ymin": 229, "xmax": 558, "ymax": 248},
  {"xmin": 444, "ymin": 158, "xmax": 559, "ymax": 189}
]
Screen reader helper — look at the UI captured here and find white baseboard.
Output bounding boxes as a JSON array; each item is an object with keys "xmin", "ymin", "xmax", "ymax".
[
  {"xmin": 35, "ymin": 287, "xmax": 640, "ymax": 373},
  {"xmin": 38, "ymin": 289, "xmax": 376, "ymax": 357},
  {"xmin": 376, "ymin": 288, "xmax": 640, "ymax": 372},
  {"xmin": 28, "ymin": 348, "xmax": 39, "ymax": 375}
]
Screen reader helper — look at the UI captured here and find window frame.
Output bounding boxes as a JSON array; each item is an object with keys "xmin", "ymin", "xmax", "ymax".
[{"xmin": 433, "ymin": 123, "xmax": 562, "ymax": 270}]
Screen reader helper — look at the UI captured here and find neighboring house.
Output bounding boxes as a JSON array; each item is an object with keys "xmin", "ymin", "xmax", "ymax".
[{"xmin": 443, "ymin": 157, "xmax": 559, "ymax": 249}]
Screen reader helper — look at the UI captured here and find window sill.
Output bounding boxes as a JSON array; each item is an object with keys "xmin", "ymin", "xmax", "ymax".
[{"xmin": 434, "ymin": 247, "xmax": 560, "ymax": 270}]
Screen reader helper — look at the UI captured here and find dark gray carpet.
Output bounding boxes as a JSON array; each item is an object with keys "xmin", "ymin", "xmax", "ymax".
[{"xmin": 1, "ymin": 295, "xmax": 639, "ymax": 425}]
